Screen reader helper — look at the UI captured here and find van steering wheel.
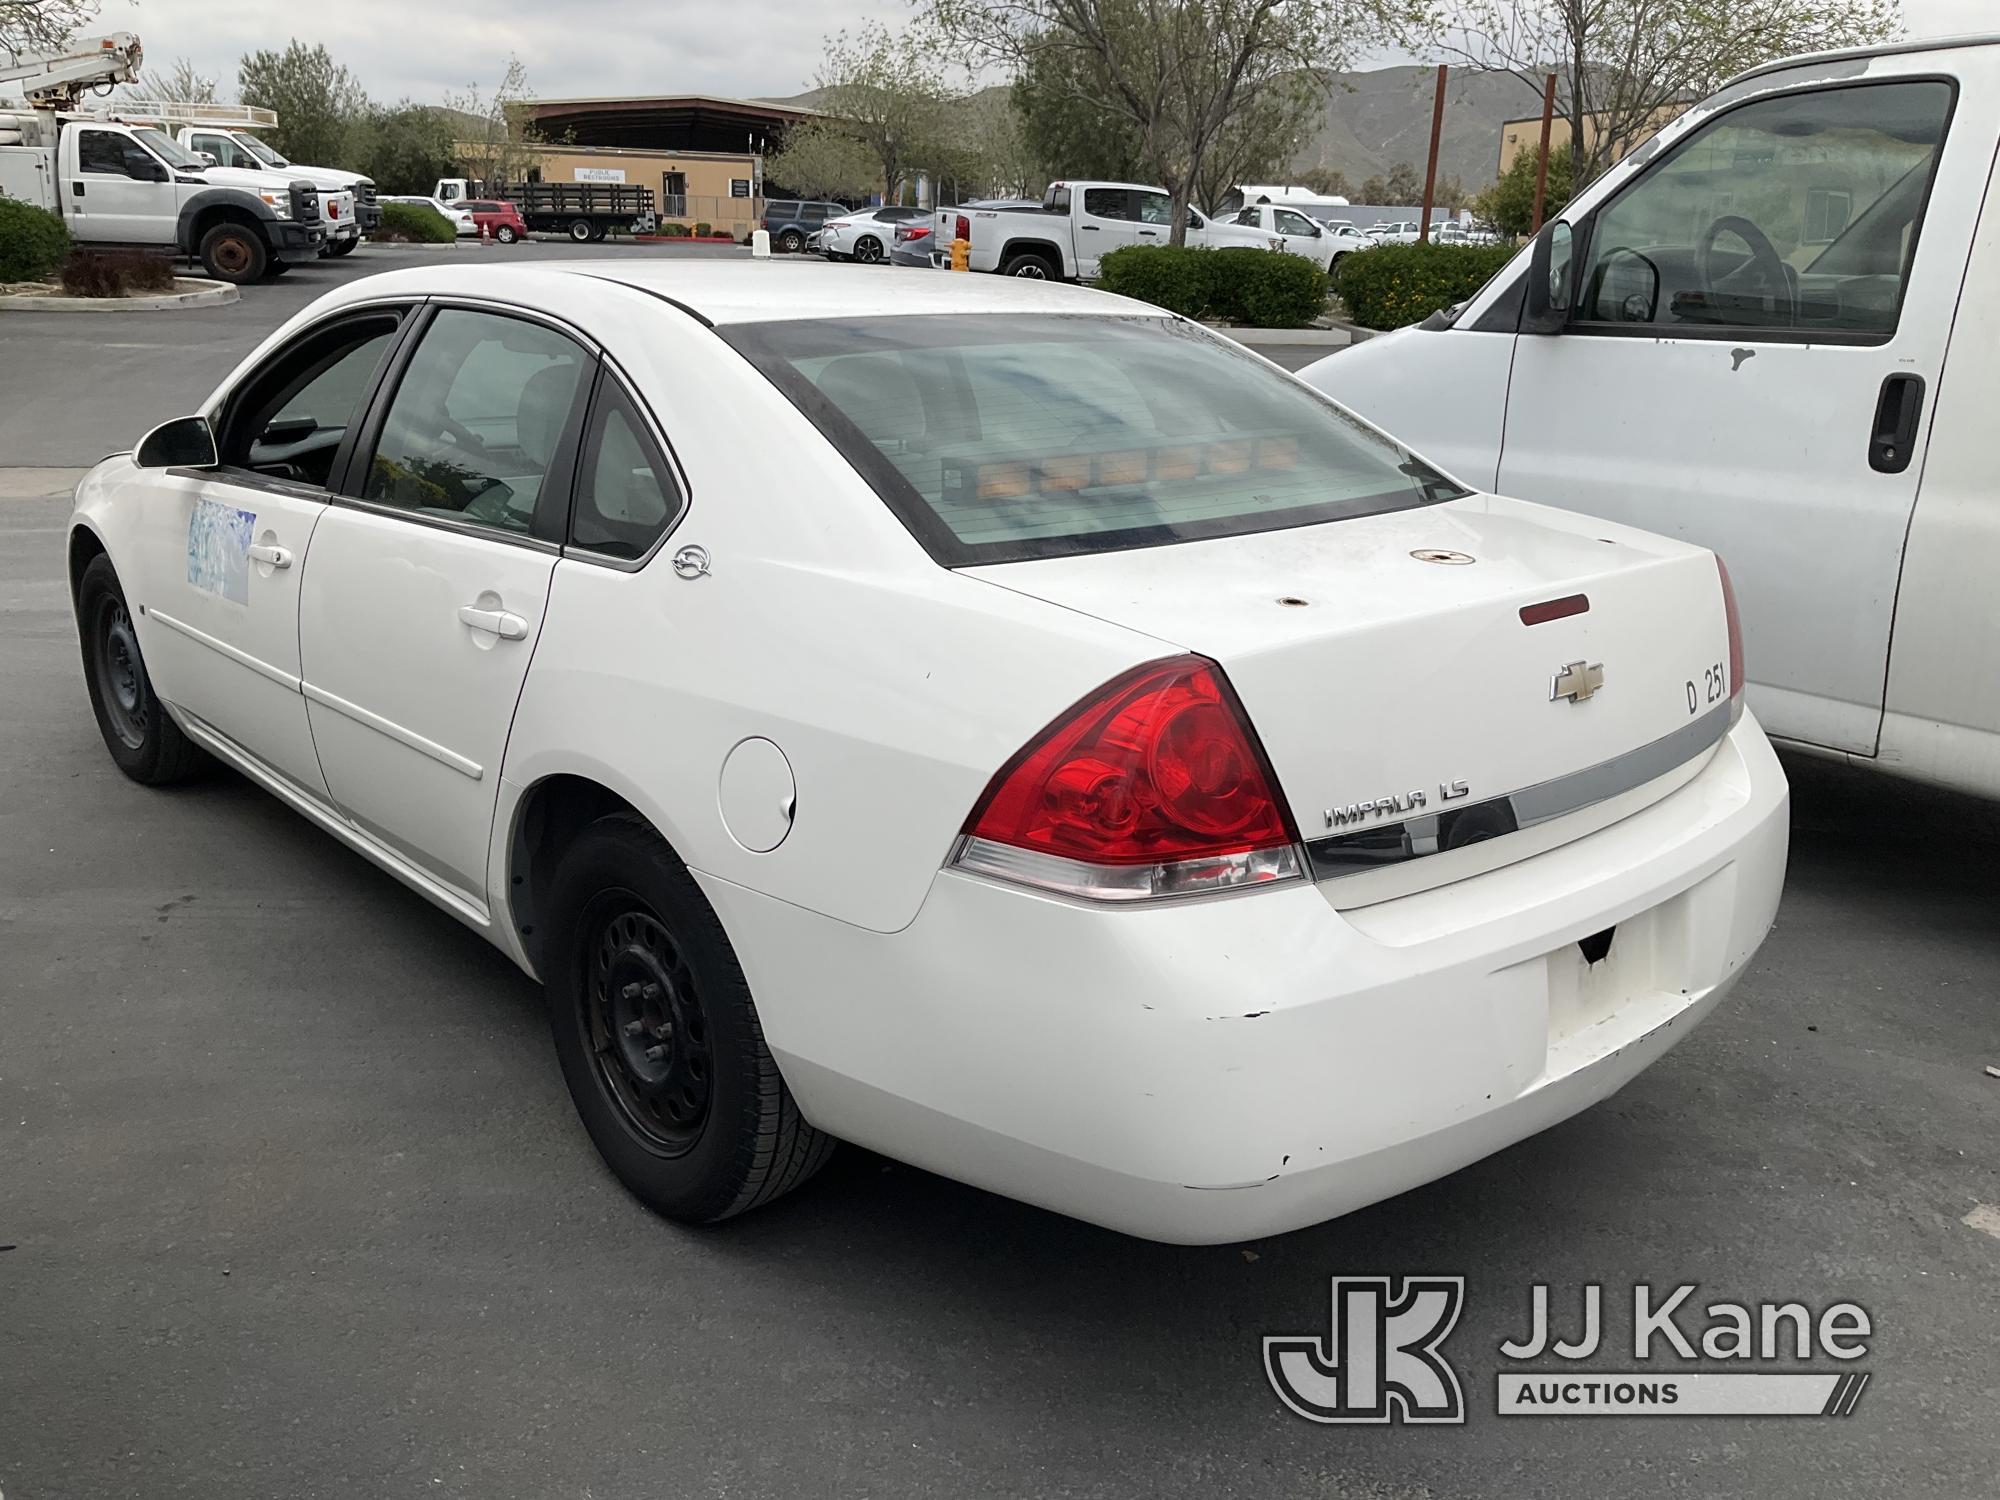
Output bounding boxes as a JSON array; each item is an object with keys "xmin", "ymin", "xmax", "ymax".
[{"xmin": 1696, "ymin": 215, "xmax": 1796, "ymax": 326}]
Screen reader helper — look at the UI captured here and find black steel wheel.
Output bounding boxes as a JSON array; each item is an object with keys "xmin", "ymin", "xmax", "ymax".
[
  {"xmin": 583, "ymin": 901, "xmax": 713, "ymax": 1153},
  {"xmin": 544, "ymin": 813, "xmax": 834, "ymax": 1224},
  {"xmin": 75, "ymin": 553, "xmax": 206, "ymax": 784}
]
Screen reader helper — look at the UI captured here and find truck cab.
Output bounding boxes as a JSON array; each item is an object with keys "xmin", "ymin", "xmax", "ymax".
[
  {"xmin": 1302, "ymin": 33, "xmax": 2000, "ymax": 799},
  {"xmin": 964, "ymin": 181, "xmax": 1278, "ymax": 279},
  {"xmin": 176, "ymin": 124, "xmax": 379, "ymax": 239}
]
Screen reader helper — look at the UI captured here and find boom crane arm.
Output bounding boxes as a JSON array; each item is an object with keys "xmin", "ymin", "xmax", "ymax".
[{"xmin": 0, "ymin": 32, "xmax": 143, "ymax": 110}]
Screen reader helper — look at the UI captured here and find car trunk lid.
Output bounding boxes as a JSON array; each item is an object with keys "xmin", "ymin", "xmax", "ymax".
[{"xmin": 963, "ymin": 495, "xmax": 1734, "ymax": 898}]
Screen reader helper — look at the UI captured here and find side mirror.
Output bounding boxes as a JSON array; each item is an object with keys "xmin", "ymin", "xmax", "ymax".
[
  {"xmin": 197, "ymin": 151, "xmax": 218, "ymax": 166},
  {"xmin": 1523, "ymin": 219, "xmax": 1577, "ymax": 335},
  {"xmin": 135, "ymin": 415, "xmax": 219, "ymax": 470}
]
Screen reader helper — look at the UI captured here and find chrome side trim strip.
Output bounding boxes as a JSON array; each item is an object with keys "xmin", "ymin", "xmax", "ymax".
[
  {"xmin": 147, "ymin": 609, "xmax": 301, "ymax": 693},
  {"xmin": 301, "ymin": 681, "xmax": 484, "ymax": 781},
  {"xmin": 1305, "ymin": 702, "xmax": 1736, "ymax": 881}
]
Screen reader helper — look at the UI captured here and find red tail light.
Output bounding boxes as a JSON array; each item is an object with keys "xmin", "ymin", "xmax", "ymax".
[
  {"xmin": 951, "ymin": 656, "xmax": 1301, "ymax": 901},
  {"xmin": 955, "ymin": 214, "xmax": 970, "ymax": 242},
  {"xmin": 1716, "ymin": 554, "xmax": 1745, "ymax": 709}
]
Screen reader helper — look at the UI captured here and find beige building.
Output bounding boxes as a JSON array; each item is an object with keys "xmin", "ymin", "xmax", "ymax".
[
  {"xmin": 1497, "ymin": 104, "xmax": 1688, "ymax": 176},
  {"xmin": 507, "ymin": 144, "xmax": 762, "ymax": 237},
  {"xmin": 504, "ymin": 93, "xmax": 827, "ymax": 238}
]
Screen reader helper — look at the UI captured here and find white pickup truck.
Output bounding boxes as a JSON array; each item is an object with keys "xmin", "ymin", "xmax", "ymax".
[
  {"xmin": 1224, "ymin": 202, "xmax": 1374, "ymax": 273},
  {"xmin": 0, "ymin": 109, "xmax": 326, "ymax": 281},
  {"xmin": 959, "ymin": 180, "xmax": 1279, "ymax": 279},
  {"xmin": 171, "ymin": 123, "xmax": 378, "ymax": 248},
  {"xmin": 1305, "ymin": 31, "xmax": 2000, "ymax": 800}
]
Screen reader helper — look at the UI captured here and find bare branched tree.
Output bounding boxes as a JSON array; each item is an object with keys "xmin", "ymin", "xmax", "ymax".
[
  {"xmin": 0, "ymin": 0, "xmax": 103, "ymax": 61},
  {"xmin": 446, "ymin": 56, "xmax": 543, "ymax": 189},
  {"xmin": 1432, "ymin": 0, "xmax": 1903, "ymax": 186}
]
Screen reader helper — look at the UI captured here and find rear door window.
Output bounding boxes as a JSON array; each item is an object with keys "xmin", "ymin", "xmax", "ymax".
[{"xmin": 724, "ymin": 315, "xmax": 1462, "ymax": 566}]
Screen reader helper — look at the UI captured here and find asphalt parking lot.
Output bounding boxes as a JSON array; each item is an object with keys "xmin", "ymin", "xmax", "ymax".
[{"xmin": 1, "ymin": 243, "xmax": 1996, "ymax": 1499}]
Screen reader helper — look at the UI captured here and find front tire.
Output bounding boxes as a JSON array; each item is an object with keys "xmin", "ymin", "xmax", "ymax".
[
  {"xmin": 328, "ymin": 237, "xmax": 359, "ymax": 257},
  {"xmin": 76, "ymin": 554, "xmax": 206, "ymax": 785},
  {"xmin": 198, "ymin": 222, "xmax": 267, "ymax": 284},
  {"xmin": 544, "ymin": 814, "xmax": 834, "ymax": 1224}
]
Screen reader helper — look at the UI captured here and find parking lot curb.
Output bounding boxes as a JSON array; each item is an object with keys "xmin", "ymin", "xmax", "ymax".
[{"xmin": 0, "ymin": 277, "xmax": 239, "ymax": 312}]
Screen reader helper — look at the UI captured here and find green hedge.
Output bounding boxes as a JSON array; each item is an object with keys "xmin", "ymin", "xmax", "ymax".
[
  {"xmin": 376, "ymin": 201, "xmax": 455, "ymax": 243},
  {"xmin": 1334, "ymin": 242, "xmax": 1518, "ymax": 330},
  {"xmin": 1096, "ymin": 244, "xmax": 1330, "ymax": 329},
  {"xmin": 0, "ymin": 198, "xmax": 71, "ymax": 283}
]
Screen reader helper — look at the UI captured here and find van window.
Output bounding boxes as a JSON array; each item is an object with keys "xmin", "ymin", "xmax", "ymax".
[{"xmin": 1576, "ymin": 80, "xmax": 1952, "ymax": 338}]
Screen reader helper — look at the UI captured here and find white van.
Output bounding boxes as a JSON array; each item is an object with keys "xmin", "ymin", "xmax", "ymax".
[{"xmin": 1304, "ymin": 33, "xmax": 2000, "ymax": 799}]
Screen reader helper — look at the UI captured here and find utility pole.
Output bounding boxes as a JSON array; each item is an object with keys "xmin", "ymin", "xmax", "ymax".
[
  {"xmin": 1418, "ymin": 63, "xmax": 1447, "ymax": 245},
  {"xmin": 1531, "ymin": 71, "xmax": 1557, "ymax": 233}
]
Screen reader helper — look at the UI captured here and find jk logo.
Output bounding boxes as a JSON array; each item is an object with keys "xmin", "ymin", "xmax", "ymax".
[{"xmin": 1264, "ymin": 1277, "xmax": 1467, "ymax": 1424}]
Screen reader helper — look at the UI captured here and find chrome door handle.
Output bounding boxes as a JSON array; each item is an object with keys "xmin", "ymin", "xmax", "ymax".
[
  {"xmin": 457, "ymin": 605, "xmax": 529, "ymax": 640},
  {"xmin": 246, "ymin": 543, "xmax": 292, "ymax": 568}
]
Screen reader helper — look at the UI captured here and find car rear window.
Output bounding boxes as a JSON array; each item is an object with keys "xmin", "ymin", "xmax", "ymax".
[{"xmin": 722, "ymin": 314, "xmax": 1465, "ymax": 565}]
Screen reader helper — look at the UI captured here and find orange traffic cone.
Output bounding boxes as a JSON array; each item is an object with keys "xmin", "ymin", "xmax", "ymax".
[{"xmin": 480, "ymin": 220, "xmax": 492, "ymax": 245}]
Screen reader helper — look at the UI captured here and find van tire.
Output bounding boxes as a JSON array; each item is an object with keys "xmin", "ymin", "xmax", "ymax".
[
  {"xmin": 198, "ymin": 222, "xmax": 267, "ymax": 284},
  {"xmin": 1001, "ymin": 250, "xmax": 1057, "ymax": 279}
]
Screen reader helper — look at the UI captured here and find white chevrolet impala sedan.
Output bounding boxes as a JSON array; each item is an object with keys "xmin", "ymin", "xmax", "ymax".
[{"xmin": 67, "ymin": 263, "xmax": 1789, "ymax": 1243}]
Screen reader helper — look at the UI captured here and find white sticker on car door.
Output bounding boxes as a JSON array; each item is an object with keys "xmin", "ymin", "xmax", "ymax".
[{"xmin": 187, "ymin": 498, "xmax": 255, "ymax": 604}]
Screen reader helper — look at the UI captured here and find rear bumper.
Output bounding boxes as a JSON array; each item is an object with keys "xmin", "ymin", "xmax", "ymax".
[{"xmin": 701, "ymin": 712, "xmax": 1789, "ymax": 1244}]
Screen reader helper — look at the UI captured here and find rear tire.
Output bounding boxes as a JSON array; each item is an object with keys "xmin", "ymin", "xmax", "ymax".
[
  {"xmin": 544, "ymin": 813, "xmax": 834, "ymax": 1224},
  {"xmin": 1001, "ymin": 250, "xmax": 1057, "ymax": 279},
  {"xmin": 495, "ymin": 225, "xmax": 518, "ymax": 244},
  {"xmin": 198, "ymin": 222, "xmax": 267, "ymax": 284},
  {"xmin": 568, "ymin": 218, "xmax": 593, "ymax": 243},
  {"xmin": 777, "ymin": 228, "xmax": 805, "ymax": 254},
  {"xmin": 854, "ymin": 235, "xmax": 883, "ymax": 264},
  {"xmin": 76, "ymin": 554, "xmax": 207, "ymax": 786}
]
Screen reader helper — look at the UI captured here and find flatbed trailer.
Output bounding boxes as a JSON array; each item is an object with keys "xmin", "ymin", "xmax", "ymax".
[{"xmin": 436, "ymin": 178, "xmax": 656, "ymax": 242}]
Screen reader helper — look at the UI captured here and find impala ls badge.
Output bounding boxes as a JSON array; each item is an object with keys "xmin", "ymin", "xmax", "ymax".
[
  {"xmin": 1551, "ymin": 660, "xmax": 1604, "ymax": 704},
  {"xmin": 671, "ymin": 544, "xmax": 711, "ymax": 580}
]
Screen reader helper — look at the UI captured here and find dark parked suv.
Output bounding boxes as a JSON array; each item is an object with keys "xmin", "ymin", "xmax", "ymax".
[{"xmin": 761, "ymin": 200, "xmax": 848, "ymax": 253}]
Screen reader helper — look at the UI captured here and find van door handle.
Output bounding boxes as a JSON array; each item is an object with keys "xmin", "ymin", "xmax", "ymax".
[
  {"xmin": 1869, "ymin": 372, "xmax": 1925, "ymax": 474},
  {"xmin": 457, "ymin": 605, "xmax": 529, "ymax": 640},
  {"xmin": 246, "ymin": 543, "xmax": 291, "ymax": 568}
]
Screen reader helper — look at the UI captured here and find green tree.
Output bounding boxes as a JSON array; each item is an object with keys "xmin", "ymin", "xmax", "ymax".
[
  {"xmin": 237, "ymin": 41, "xmax": 367, "ymax": 167},
  {"xmin": 1472, "ymin": 139, "xmax": 1574, "ymax": 236},
  {"xmin": 930, "ymin": 0, "xmax": 1424, "ymax": 244},
  {"xmin": 1383, "ymin": 160, "xmax": 1421, "ymax": 201},
  {"xmin": 1434, "ymin": 0, "xmax": 1899, "ymax": 186},
  {"xmin": 1294, "ymin": 165, "xmax": 1352, "ymax": 197},
  {"xmin": 813, "ymin": 21, "xmax": 962, "ymax": 201},
  {"xmin": 764, "ymin": 120, "xmax": 880, "ymax": 200},
  {"xmin": 1010, "ymin": 41, "xmax": 1145, "ymax": 185},
  {"xmin": 348, "ymin": 104, "xmax": 459, "ymax": 196}
]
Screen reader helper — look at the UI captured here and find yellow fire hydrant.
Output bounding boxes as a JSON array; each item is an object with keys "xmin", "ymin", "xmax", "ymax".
[{"xmin": 950, "ymin": 237, "xmax": 971, "ymax": 272}]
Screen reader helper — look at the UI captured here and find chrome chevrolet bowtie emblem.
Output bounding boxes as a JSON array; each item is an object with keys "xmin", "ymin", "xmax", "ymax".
[{"xmin": 1551, "ymin": 660, "xmax": 1604, "ymax": 703}]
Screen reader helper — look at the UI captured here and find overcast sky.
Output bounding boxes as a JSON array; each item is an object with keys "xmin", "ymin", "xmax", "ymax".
[{"xmin": 77, "ymin": 0, "xmax": 2000, "ymax": 107}]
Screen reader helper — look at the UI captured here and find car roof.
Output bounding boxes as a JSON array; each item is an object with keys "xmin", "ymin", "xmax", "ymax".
[{"xmin": 335, "ymin": 260, "xmax": 1166, "ymax": 328}]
